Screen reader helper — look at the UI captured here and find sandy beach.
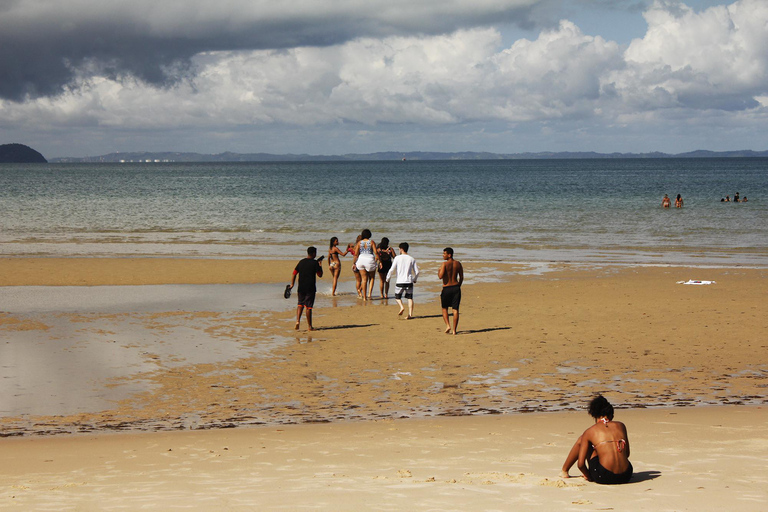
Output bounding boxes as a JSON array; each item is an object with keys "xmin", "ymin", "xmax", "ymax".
[{"xmin": 1, "ymin": 257, "xmax": 767, "ymax": 509}]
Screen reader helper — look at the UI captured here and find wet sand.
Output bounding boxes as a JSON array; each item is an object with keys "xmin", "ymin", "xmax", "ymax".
[{"xmin": 1, "ymin": 257, "xmax": 767, "ymax": 509}]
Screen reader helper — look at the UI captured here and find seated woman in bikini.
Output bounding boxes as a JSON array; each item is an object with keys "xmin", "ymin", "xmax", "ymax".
[{"xmin": 561, "ymin": 395, "xmax": 633, "ymax": 484}]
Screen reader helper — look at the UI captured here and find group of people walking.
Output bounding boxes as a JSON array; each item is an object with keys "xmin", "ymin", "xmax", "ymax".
[
  {"xmin": 289, "ymin": 232, "xmax": 634, "ymax": 485},
  {"xmin": 288, "ymin": 229, "xmax": 464, "ymax": 334}
]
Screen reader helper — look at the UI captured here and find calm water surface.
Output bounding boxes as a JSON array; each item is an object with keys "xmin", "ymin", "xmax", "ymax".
[{"xmin": 1, "ymin": 159, "xmax": 766, "ymax": 266}]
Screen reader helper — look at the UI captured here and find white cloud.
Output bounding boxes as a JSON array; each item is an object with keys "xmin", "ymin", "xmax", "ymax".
[
  {"xmin": 2, "ymin": 0, "xmax": 768, "ymax": 156},
  {"xmin": 612, "ymin": 0, "xmax": 768, "ymax": 111}
]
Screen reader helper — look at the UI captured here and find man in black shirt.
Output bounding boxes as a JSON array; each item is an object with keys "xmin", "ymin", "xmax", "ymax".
[{"xmin": 289, "ymin": 246, "xmax": 323, "ymax": 330}]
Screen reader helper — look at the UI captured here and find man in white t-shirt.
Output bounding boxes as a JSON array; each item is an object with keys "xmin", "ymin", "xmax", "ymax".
[{"xmin": 386, "ymin": 242, "xmax": 420, "ymax": 319}]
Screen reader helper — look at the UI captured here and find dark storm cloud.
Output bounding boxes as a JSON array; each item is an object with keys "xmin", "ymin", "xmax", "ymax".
[{"xmin": 0, "ymin": 0, "xmax": 541, "ymax": 101}]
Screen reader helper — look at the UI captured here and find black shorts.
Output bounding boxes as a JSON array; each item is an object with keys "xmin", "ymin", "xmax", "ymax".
[
  {"xmin": 394, "ymin": 283, "xmax": 413, "ymax": 300},
  {"xmin": 588, "ymin": 456, "xmax": 633, "ymax": 485},
  {"xmin": 440, "ymin": 285, "xmax": 461, "ymax": 310},
  {"xmin": 297, "ymin": 291, "xmax": 316, "ymax": 309}
]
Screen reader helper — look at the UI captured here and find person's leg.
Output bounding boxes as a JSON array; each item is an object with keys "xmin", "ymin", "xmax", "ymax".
[
  {"xmin": 367, "ymin": 271, "xmax": 375, "ymax": 299},
  {"xmin": 561, "ymin": 435, "xmax": 582, "ymax": 477},
  {"xmin": 331, "ymin": 267, "xmax": 340, "ymax": 296},
  {"xmin": 451, "ymin": 308, "xmax": 460, "ymax": 335},
  {"xmin": 360, "ymin": 271, "xmax": 369, "ymax": 300},
  {"xmin": 407, "ymin": 298, "xmax": 414, "ymax": 319},
  {"xmin": 306, "ymin": 307, "xmax": 314, "ymax": 331},
  {"xmin": 354, "ymin": 271, "xmax": 362, "ymax": 298},
  {"xmin": 395, "ymin": 298, "xmax": 405, "ymax": 316},
  {"xmin": 295, "ymin": 305, "xmax": 304, "ymax": 330},
  {"xmin": 442, "ymin": 307, "xmax": 451, "ymax": 333},
  {"xmin": 379, "ymin": 273, "xmax": 385, "ymax": 298}
]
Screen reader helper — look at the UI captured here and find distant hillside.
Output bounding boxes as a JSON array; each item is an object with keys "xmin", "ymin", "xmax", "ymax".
[
  {"xmin": 50, "ymin": 149, "xmax": 768, "ymax": 163},
  {"xmin": 0, "ymin": 143, "xmax": 47, "ymax": 163}
]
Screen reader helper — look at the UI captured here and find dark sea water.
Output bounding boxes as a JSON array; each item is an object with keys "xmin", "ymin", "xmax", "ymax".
[{"xmin": 1, "ymin": 158, "xmax": 766, "ymax": 266}]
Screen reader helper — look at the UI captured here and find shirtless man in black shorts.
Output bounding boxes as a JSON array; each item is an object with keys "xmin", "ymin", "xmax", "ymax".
[{"xmin": 438, "ymin": 247, "xmax": 463, "ymax": 335}]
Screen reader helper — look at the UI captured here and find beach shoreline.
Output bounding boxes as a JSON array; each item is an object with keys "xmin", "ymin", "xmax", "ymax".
[
  {"xmin": 2, "ymin": 256, "xmax": 767, "ymax": 509},
  {"xmin": 2, "ymin": 257, "xmax": 766, "ymax": 434}
]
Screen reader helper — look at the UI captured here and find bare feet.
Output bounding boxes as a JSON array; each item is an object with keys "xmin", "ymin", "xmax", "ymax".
[
  {"xmin": 406, "ymin": 315, "xmax": 414, "ymax": 320},
  {"xmin": 559, "ymin": 470, "xmax": 570, "ymax": 479},
  {"xmin": 398, "ymin": 308, "xmax": 404, "ymax": 316},
  {"xmin": 445, "ymin": 326, "xmax": 452, "ymax": 334},
  {"xmin": 294, "ymin": 322, "xmax": 300, "ymax": 331},
  {"xmin": 308, "ymin": 326, "xmax": 316, "ymax": 331}
]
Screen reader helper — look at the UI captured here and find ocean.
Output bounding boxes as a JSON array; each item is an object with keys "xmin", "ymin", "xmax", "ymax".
[{"xmin": 1, "ymin": 158, "xmax": 767, "ymax": 267}]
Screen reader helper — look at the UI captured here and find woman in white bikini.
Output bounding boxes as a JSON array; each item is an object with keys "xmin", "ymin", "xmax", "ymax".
[
  {"xmin": 327, "ymin": 237, "xmax": 350, "ymax": 296},
  {"xmin": 561, "ymin": 395, "xmax": 632, "ymax": 484}
]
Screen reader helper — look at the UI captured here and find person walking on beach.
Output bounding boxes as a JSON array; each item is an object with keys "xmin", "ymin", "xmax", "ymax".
[
  {"xmin": 349, "ymin": 235, "xmax": 363, "ymax": 298},
  {"xmin": 561, "ymin": 395, "xmax": 633, "ymax": 484},
  {"xmin": 353, "ymin": 229, "xmax": 378, "ymax": 301},
  {"xmin": 438, "ymin": 247, "xmax": 463, "ymax": 335},
  {"xmin": 288, "ymin": 246, "xmax": 323, "ymax": 331},
  {"xmin": 386, "ymin": 242, "xmax": 420, "ymax": 319},
  {"xmin": 377, "ymin": 237, "xmax": 396, "ymax": 299},
  {"xmin": 327, "ymin": 236, "xmax": 350, "ymax": 296}
]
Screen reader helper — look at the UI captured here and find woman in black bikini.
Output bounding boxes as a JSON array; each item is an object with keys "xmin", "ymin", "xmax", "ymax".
[
  {"xmin": 377, "ymin": 237, "xmax": 396, "ymax": 299},
  {"xmin": 561, "ymin": 395, "xmax": 633, "ymax": 484}
]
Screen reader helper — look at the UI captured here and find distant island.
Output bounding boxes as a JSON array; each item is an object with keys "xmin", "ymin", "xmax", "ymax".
[
  {"xmin": 0, "ymin": 143, "xmax": 47, "ymax": 163},
  {"xmin": 50, "ymin": 149, "xmax": 768, "ymax": 163}
]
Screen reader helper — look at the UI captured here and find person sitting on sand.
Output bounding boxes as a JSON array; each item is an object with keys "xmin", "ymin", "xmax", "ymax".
[{"xmin": 561, "ymin": 395, "xmax": 633, "ymax": 484}]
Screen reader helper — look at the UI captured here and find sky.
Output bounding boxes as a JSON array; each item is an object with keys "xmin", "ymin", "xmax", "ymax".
[{"xmin": 1, "ymin": 0, "xmax": 766, "ymax": 158}]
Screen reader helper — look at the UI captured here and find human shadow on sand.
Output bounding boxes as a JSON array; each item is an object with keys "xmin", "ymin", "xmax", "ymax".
[
  {"xmin": 458, "ymin": 327, "xmax": 511, "ymax": 334},
  {"xmin": 315, "ymin": 324, "xmax": 378, "ymax": 331},
  {"xmin": 630, "ymin": 470, "xmax": 662, "ymax": 483}
]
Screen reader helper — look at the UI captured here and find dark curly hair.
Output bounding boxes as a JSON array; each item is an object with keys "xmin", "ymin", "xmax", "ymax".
[{"xmin": 588, "ymin": 395, "xmax": 614, "ymax": 420}]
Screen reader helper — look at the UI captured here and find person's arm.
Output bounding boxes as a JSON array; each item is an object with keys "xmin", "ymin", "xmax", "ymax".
[
  {"xmin": 438, "ymin": 261, "xmax": 446, "ymax": 280},
  {"xmin": 353, "ymin": 242, "xmax": 360, "ymax": 265},
  {"xmin": 386, "ymin": 258, "xmax": 396, "ymax": 283},
  {"xmin": 290, "ymin": 268, "xmax": 298, "ymax": 289},
  {"xmin": 316, "ymin": 260, "xmax": 323, "ymax": 278},
  {"xmin": 371, "ymin": 240, "xmax": 379, "ymax": 265},
  {"xmin": 412, "ymin": 260, "xmax": 420, "ymax": 283},
  {"xmin": 619, "ymin": 422, "xmax": 630, "ymax": 457},
  {"xmin": 457, "ymin": 261, "xmax": 464, "ymax": 286}
]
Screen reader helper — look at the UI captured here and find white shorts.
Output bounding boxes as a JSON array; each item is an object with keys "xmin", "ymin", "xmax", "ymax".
[{"xmin": 356, "ymin": 256, "xmax": 376, "ymax": 272}]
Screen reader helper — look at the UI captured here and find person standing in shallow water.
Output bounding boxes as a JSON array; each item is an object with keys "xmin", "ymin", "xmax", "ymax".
[
  {"xmin": 327, "ymin": 237, "xmax": 349, "ymax": 296},
  {"xmin": 662, "ymin": 194, "xmax": 671, "ymax": 208},
  {"xmin": 377, "ymin": 237, "xmax": 396, "ymax": 299},
  {"xmin": 438, "ymin": 247, "xmax": 463, "ymax": 335},
  {"xmin": 353, "ymin": 229, "xmax": 378, "ymax": 301},
  {"xmin": 675, "ymin": 194, "xmax": 684, "ymax": 208},
  {"xmin": 561, "ymin": 395, "xmax": 633, "ymax": 484}
]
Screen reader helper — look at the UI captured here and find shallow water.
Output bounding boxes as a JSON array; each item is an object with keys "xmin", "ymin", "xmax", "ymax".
[{"xmin": 1, "ymin": 158, "xmax": 766, "ymax": 266}]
